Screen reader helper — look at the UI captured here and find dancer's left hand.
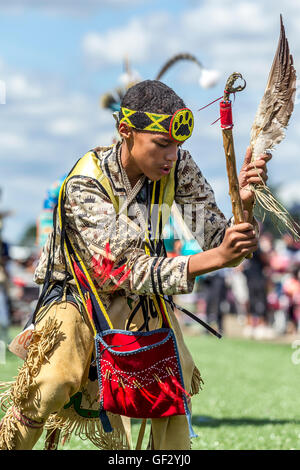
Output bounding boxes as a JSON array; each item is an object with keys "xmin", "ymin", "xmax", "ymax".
[{"xmin": 239, "ymin": 146, "xmax": 272, "ymax": 210}]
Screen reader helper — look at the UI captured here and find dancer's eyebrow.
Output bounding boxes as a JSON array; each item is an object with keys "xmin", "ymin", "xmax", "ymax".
[{"xmin": 153, "ymin": 136, "xmax": 174, "ymax": 145}]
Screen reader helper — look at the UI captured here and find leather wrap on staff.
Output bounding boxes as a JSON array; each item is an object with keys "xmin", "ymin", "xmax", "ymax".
[{"xmin": 222, "ymin": 127, "xmax": 244, "ymax": 224}]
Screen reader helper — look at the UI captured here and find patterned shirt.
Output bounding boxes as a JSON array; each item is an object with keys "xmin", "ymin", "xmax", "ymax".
[{"xmin": 34, "ymin": 142, "xmax": 231, "ymax": 327}]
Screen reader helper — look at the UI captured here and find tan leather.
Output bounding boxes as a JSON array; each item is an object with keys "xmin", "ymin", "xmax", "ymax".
[{"xmin": 1, "ymin": 300, "xmax": 195, "ymax": 450}]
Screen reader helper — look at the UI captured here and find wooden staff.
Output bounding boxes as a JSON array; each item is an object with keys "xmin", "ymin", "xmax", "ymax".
[{"xmin": 220, "ymin": 73, "xmax": 246, "ymax": 224}]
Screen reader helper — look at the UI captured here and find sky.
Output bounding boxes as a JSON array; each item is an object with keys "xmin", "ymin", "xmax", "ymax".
[{"xmin": 0, "ymin": 0, "xmax": 300, "ymax": 244}]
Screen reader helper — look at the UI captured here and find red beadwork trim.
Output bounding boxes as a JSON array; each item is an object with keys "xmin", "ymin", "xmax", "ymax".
[{"xmin": 12, "ymin": 407, "xmax": 44, "ymax": 429}]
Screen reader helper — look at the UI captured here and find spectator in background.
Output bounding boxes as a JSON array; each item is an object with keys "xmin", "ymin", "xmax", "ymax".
[
  {"xmin": 282, "ymin": 267, "xmax": 300, "ymax": 332},
  {"xmin": 227, "ymin": 264, "xmax": 249, "ymax": 323},
  {"xmin": 0, "ymin": 241, "xmax": 12, "ymax": 344},
  {"xmin": 204, "ymin": 270, "xmax": 227, "ymax": 334},
  {"xmin": 242, "ymin": 246, "xmax": 270, "ymax": 338},
  {"xmin": 267, "ymin": 232, "xmax": 300, "ymax": 335}
]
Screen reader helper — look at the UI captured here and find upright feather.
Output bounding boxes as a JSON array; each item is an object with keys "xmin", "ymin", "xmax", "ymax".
[
  {"xmin": 249, "ymin": 15, "xmax": 299, "ymax": 239},
  {"xmin": 250, "ymin": 15, "xmax": 297, "ymax": 160}
]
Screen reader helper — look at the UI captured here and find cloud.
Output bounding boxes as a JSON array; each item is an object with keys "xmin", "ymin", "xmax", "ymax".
[
  {"xmin": 279, "ymin": 181, "xmax": 300, "ymax": 207},
  {"xmin": 48, "ymin": 118, "xmax": 84, "ymax": 137},
  {"xmin": 82, "ymin": 13, "xmax": 176, "ymax": 67},
  {"xmin": 0, "ymin": 62, "xmax": 116, "ymax": 243},
  {"xmin": 81, "ymin": 0, "xmax": 300, "ymax": 92},
  {"xmin": 7, "ymin": 75, "xmax": 43, "ymax": 100},
  {"xmin": 0, "ymin": 132, "xmax": 27, "ymax": 151},
  {"xmin": 182, "ymin": 0, "xmax": 272, "ymax": 36},
  {"xmin": 188, "ymin": 0, "xmax": 300, "ymax": 88}
]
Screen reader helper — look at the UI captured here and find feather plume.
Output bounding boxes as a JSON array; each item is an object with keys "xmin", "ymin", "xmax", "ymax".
[
  {"xmin": 155, "ymin": 53, "xmax": 203, "ymax": 80},
  {"xmin": 249, "ymin": 15, "xmax": 299, "ymax": 239},
  {"xmin": 250, "ymin": 15, "xmax": 296, "ymax": 159},
  {"xmin": 155, "ymin": 52, "xmax": 219, "ymax": 88}
]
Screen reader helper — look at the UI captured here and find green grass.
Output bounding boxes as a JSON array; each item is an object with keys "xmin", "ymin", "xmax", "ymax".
[
  {"xmin": 187, "ymin": 335, "xmax": 300, "ymax": 450},
  {"xmin": 1, "ymin": 329, "xmax": 300, "ymax": 450}
]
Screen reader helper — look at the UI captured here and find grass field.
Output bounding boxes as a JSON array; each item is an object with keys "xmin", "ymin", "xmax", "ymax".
[{"xmin": 1, "ymin": 328, "xmax": 300, "ymax": 450}]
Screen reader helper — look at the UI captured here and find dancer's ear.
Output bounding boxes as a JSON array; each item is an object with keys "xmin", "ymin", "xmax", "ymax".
[{"xmin": 118, "ymin": 122, "xmax": 133, "ymax": 141}]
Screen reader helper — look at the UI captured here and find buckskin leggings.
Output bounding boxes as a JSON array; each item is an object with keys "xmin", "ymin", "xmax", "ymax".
[{"xmin": 0, "ymin": 301, "xmax": 193, "ymax": 450}]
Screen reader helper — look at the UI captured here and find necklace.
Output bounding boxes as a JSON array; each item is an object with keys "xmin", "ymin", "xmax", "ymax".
[
  {"xmin": 116, "ymin": 144, "xmax": 145, "ymax": 203},
  {"xmin": 116, "ymin": 144, "xmax": 147, "ymax": 238}
]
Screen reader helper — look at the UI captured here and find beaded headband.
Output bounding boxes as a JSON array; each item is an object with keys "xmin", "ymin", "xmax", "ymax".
[{"xmin": 119, "ymin": 107, "xmax": 194, "ymax": 143}]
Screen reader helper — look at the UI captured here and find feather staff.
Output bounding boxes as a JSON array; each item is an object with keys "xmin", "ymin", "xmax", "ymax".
[{"xmin": 249, "ymin": 15, "xmax": 299, "ymax": 239}]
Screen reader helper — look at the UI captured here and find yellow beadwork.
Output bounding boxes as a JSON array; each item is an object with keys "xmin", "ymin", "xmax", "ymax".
[
  {"xmin": 119, "ymin": 107, "xmax": 136, "ymax": 128},
  {"xmin": 144, "ymin": 112, "xmax": 170, "ymax": 133},
  {"xmin": 170, "ymin": 108, "xmax": 194, "ymax": 142},
  {"xmin": 119, "ymin": 106, "xmax": 194, "ymax": 142}
]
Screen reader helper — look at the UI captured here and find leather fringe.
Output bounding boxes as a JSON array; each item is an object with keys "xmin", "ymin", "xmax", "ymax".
[
  {"xmin": 0, "ymin": 317, "xmax": 61, "ymax": 450},
  {"xmin": 9, "ymin": 317, "xmax": 62, "ymax": 410},
  {"xmin": 190, "ymin": 365, "xmax": 204, "ymax": 396},
  {"xmin": 0, "ymin": 407, "xmax": 19, "ymax": 450},
  {"xmin": 0, "ymin": 381, "xmax": 15, "ymax": 413},
  {"xmin": 44, "ymin": 408, "xmax": 130, "ymax": 450}
]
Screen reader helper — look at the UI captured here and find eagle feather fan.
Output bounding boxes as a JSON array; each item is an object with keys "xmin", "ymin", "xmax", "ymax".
[{"xmin": 249, "ymin": 15, "xmax": 299, "ymax": 238}]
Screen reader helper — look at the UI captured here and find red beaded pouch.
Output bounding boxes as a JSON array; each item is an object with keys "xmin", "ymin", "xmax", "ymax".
[{"xmin": 95, "ymin": 328, "xmax": 194, "ymax": 433}]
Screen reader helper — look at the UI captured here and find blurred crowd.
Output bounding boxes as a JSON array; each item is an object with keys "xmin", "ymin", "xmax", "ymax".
[
  {"xmin": 0, "ymin": 243, "xmax": 39, "ymax": 343},
  {"xmin": 168, "ymin": 230, "xmax": 300, "ymax": 340},
  {"xmin": 1, "ymin": 226, "xmax": 300, "ymax": 344}
]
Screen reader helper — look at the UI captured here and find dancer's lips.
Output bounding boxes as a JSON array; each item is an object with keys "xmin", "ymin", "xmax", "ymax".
[{"xmin": 160, "ymin": 166, "xmax": 172, "ymax": 175}]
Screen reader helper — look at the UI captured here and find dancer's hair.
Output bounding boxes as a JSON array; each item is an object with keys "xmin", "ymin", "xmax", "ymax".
[{"xmin": 120, "ymin": 80, "xmax": 186, "ymax": 114}]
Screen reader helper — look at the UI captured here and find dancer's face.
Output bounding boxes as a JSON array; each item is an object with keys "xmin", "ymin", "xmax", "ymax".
[{"xmin": 119, "ymin": 124, "xmax": 180, "ymax": 183}]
